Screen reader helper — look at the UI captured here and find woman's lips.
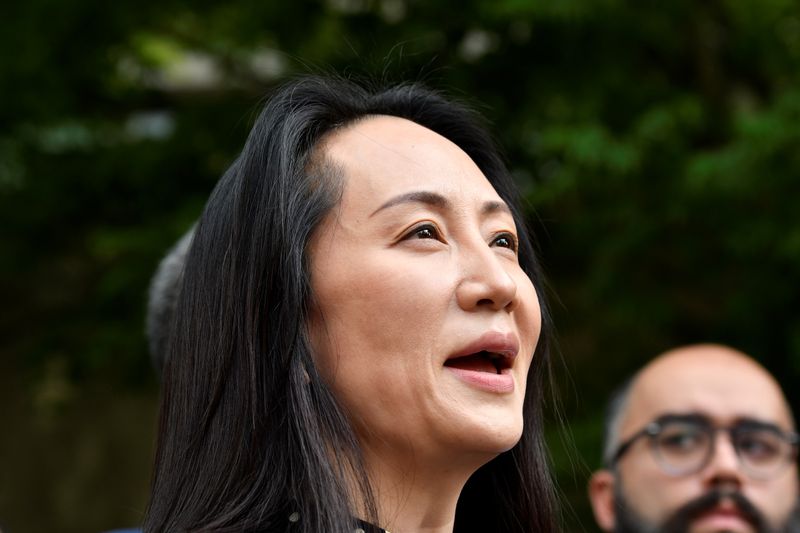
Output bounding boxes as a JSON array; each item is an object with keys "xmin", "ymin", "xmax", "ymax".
[
  {"xmin": 444, "ymin": 331, "xmax": 520, "ymax": 393},
  {"xmin": 444, "ymin": 365, "xmax": 515, "ymax": 393},
  {"xmin": 448, "ymin": 331, "xmax": 519, "ymax": 365},
  {"xmin": 445, "ymin": 352, "xmax": 499, "ymax": 374}
]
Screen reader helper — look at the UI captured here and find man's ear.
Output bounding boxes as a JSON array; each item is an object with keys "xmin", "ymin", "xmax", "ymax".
[{"xmin": 588, "ymin": 469, "xmax": 617, "ymax": 531}]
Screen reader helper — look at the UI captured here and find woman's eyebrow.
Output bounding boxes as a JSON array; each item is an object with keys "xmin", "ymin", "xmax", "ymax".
[
  {"xmin": 370, "ymin": 191, "xmax": 512, "ymax": 218},
  {"xmin": 370, "ymin": 190, "xmax": 448, "ymax": 217},
  {"xmin": 482, "ymin": 200, "xmax": 512, "ymax": 217}
]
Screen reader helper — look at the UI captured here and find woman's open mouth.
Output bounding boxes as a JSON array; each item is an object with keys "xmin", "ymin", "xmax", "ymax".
[
  {"xmin": 444, "ymin": 350, "xmax": 509, "ymax": 374},
  {"xmin": 444, "ymin": 349, "xmax": 516, "ymax": 393}
]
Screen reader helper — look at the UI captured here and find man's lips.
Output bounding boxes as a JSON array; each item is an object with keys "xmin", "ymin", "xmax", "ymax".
[
  {"xmin": 693, "ymin": 503, "xmax": 754, "ymax": 532},
  {"xmin": 693, "ymin": 507, "xmax": 753, "ymax": 532}
]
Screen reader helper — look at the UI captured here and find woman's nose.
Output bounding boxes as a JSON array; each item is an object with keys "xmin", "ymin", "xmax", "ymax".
[{"xmin": 455, "ymin": 244, "xmax": 518, "ymax": 312}]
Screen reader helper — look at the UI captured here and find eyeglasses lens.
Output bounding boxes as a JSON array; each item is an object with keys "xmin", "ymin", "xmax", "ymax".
[
  {"xmin": 653, "ymin": 421, "xmax": 711, "ymax": 474},
  {"xmin": 734, "ymin": 427, "xmax": 788, "ymax": 478}
]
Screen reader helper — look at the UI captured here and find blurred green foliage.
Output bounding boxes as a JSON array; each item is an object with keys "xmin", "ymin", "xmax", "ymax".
[{"xmin": 2, "ymin": 0, "xmax": 800, "ymax": 531}]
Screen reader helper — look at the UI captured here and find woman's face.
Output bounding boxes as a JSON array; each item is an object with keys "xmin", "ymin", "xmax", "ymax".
[{"xmin": 308, "ymin": 116, "xmax": 542, "ymax": 463}]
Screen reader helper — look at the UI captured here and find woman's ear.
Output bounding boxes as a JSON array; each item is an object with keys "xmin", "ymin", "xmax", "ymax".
[{"xmin": 588, "ymin": 469, "xmax": 617, "ymax": 531}]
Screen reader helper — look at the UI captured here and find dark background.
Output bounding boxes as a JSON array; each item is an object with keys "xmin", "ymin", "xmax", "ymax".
[{"xmin": 2, "ymin": 1, "xmax": 799, "ymax": 531}]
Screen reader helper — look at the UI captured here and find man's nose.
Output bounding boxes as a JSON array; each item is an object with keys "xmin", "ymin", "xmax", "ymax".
[
  {"xmin": 455, "ymin": 243, "xmax": 518, "ymax": 312},
  {"xmin": 702, "ymin": 430, "xmax": 745, "ymax": 489}
]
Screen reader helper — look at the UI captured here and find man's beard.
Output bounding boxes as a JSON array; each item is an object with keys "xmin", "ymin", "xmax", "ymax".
[{"xmin": 613, "ymin": 484, "xmax": 800, "ymax": 533}]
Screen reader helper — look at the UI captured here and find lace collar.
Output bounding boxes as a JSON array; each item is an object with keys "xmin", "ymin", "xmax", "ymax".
[{"xmin": 286, "ymin": 511, "xmax": 389, "ymax": 532}]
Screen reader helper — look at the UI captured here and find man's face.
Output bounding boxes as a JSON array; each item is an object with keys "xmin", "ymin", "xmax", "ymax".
[{"xmin": 591, "ymin": 347, "xmax": 799, "ymax": 533}]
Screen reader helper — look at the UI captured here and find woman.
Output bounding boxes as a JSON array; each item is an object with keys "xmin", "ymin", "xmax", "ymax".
[{"xmin": 145, "ymin": 76, "xmax": 557, "ymax": 532}]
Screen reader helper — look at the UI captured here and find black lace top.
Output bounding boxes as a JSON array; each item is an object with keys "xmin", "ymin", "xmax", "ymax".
[{"xmin": 286, "ymin": 511, "xmax": 388, "ymax": 533}]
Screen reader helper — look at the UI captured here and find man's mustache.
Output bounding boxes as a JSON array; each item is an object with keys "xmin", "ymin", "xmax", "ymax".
[{"xmin": 660, "ymin": 487, "xmax": 769, "ymax": 533}]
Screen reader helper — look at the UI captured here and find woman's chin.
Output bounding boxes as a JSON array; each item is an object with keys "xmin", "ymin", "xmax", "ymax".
[{"xmin": 448, "ymin": 418, "xmax": 524, "ymax": 458}]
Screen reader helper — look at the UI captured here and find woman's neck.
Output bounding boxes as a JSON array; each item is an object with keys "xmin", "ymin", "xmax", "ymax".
[{"xmin": 357, "ymin": 443, "xmax": 494, "ymax": 533}]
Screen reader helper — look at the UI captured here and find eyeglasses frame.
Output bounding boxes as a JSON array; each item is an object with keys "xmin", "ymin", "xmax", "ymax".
[{"xmin": 609, "ymin": 414, "xmax": 800, "ymax": 479}]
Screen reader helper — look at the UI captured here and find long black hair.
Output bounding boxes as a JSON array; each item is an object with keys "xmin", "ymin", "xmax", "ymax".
[{"xmin": 145, "ymin": 76, "xmax": 557, "ymax": 532}]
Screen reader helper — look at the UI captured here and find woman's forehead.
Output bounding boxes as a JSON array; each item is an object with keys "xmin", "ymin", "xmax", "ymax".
[{"xmin": 320, "ymin": 115, "xmax": 502, "ymax": 211}]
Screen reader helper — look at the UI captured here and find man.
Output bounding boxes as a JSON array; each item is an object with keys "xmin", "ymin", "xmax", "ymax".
[
  {"xmin": 101, "ymin": 233, "xmax": 195, "ymax": 533},
  {"xmin": 588, "ymin": 344, "xmax": 800, "ymax": 532},
  {"xmin": 145, "ymin": 226, "xmax": 193, "ymax": 375}
]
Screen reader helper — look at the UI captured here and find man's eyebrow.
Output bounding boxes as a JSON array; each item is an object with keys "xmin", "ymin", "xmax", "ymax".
[
  {"xmin": 655, "ymin": 412, "xmax": 711, "ymax": 425},
  {"xmin": 370, "ymin": 190, "xmax": 512, "ymax": 218},
  {"xmin": 656, "ymin": 413, "xmax": 788, "ymax": 432},
  {"xmin": 732, "ymin": 417, "xmax": 787, "ymax": 431}
]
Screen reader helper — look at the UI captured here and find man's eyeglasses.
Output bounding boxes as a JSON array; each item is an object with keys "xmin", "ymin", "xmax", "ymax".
[{"xmin": 609, "ymin": 414, "xmax": 800, "ymax": 480}]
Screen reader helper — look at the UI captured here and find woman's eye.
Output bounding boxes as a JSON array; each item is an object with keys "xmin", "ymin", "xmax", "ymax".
[
  {"xmin": 404, "ymin": 224, "xmax": 442, "ymax": 241},
  {"xmin": 491, "ymin": 233, "xmax": 518, "ymax": 252}
]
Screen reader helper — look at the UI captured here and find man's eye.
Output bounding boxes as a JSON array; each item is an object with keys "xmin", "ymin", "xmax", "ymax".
[
  {"xmin": 738, "ymin": 432, "xmax": 782, "ymax": 461},
  {"xmin": 491, "ymin": 233, "xmax": 518, "ymax": 252},
  {"xmin": 659, "ymin": 429, "xmax": 706, "ymax": 452}
]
